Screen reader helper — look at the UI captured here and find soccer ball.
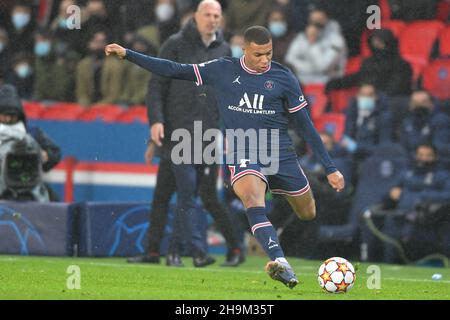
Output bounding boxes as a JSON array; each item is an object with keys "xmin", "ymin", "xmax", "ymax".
[{"xmin": 317, "ymin": 257, "xmax": 356, "ymax": 293}]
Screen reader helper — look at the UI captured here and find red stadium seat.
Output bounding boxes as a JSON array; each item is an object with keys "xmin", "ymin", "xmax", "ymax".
[
  {"xmin": 303, "ymin": 84, "xmax": 328, "ymax": 121},
  {"xmin": 327, "ymin": 87, "xmax": 358, "ymax": 113},
  {"xmin": 360, "ymin": 20, "xmax": 407, "ymax": 58},
  {"xmin": 345, "ymin": 55, "xmax": 363, "ymax": 75},
  {"xmin": 39, "ymin": 103, "xmax": 85, "ymax": 121},
  {"xmin": 22, "ymin": 101, "xmax": 46, "ymax": 119},
  {"xmin": 438, "ymin": 26, "xmax": 450, "ymax": 57},
  {"xmin": 436, "ymin": 0, "xmax": 450, "ymax": 22},
  {"xmin": 314, "ymin": 113, "xmax": 346, "ymax": 142},
  {"xmin": 379, "ymin": 0, "xmax": 392, "ymax": 21},
  {"xmin": 78, "ymin": 104, "xmax": 125, "ymax": 122},
  {"xmin": 115, "ymin": 106, "xmax": 148, "ymax": 124},
  {"xmin": 399, "ymin": 20, "xmax": 445, "ymax": 66},
  {"xmin": 422, "ymin": 58, "xmax": 450, "ymax": 100}
]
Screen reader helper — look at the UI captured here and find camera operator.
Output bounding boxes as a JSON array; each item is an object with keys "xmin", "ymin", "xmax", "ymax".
[{"xmin": 0, "ymin": 84, "xmax": 61, "ymax": 201}]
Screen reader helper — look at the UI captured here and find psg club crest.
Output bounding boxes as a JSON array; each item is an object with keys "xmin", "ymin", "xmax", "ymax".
[{"xmin": 264, "ymin": 80, "xmax": 275, "ymax": 90}]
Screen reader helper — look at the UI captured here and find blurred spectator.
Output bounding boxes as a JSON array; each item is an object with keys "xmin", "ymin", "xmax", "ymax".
[
  {"xmin": 76, "ymin": 30, "xmax": 124, "ymax": 106},
  {"xmin": 285, "ymin": 9, "xmax": 347, "ymax": 85},
  {"xmin": 0, "ymin": 28, "xmax": 11, "ymax": 78},
  {"xmin": 6, "ymin": 1, "xmax": 36, "ymax": 56},
  {"xmin": 307, "ymin": 6, "xmax": 344, "ymax": 43},
  {"xmin": 49, "ymin": 0, "xmax": 84, "ymax": 56},
  {"xmin": 300, "ymin": 131, "xmax": 350, "ymax": 174},
  {"xmin": 326, "ymin": 29, "xmax": 413, "ymax": 97},
  {"xmin": 273, "ymin": 0, "xmax": 313, "ymax": 32},
  {"xmin": 382, "ymin": 143, "xmax": 450, "ymax": 263},
  {"xmin": 6, "ymin": 52, "xmax": 34, "ymax": 100},
  {"xmin": 119, "ymin": 35, "xmax": 155, "ymax": 106},
  {"xmin": 80, "ymin": 0, "xmax": 116, "ymax": 55},
  {"xmin": 314, "ymin": 0, "xmax": 375, "ymax": 56},
  {"xmin": 137, "ymin": 0, "xmax": 180, "ymax": 52},
  {"xmin": 33, "ymin": 29, "xmax": 75, "ymax": 102},
  {"xmin": 266, "ymin": 7, "xmax": 295, "ymax": 65},
  {"xmin": 341, "ymin": 83, "xmax": 391, "ymax": 161},
  {"xmin": 0, "ymin": 84, "xmax": 61, "ymax": 173},
  {"xmin": 229, "ymin": 33, "xmax": 244, "ymax": 58},
  {"xmin": 392, "ymin": 90, "xmax": 450, "ymax": 164},
  {"xmin": 225, "ymin": 0, "xmax": 273, "ymax": 34},
  {"xmin": 389, "ymin": 0, "xmax": 439, "ymax": 21}
]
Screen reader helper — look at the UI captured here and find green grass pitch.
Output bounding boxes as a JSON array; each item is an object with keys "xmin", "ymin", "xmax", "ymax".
[{"xmin": 0, "ymin": 255, "xmax": 449, "ymax": 300}]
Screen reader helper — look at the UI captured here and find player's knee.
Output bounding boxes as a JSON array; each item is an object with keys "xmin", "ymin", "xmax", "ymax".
[
  {"xmin": 295, "ymin": 199, "xmax": 316, "ymax": 221},
  {"xmin": 239, "ymin": 192, "xmax": 264, "ymax": 208}
]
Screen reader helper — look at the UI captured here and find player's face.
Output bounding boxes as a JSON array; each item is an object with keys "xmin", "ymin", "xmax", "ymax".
[{"xmin": 243, "ymin": 41, "xmax": 273, "ymax": 72}]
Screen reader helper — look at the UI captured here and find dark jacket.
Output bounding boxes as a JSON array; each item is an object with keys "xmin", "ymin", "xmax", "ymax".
[
  {"xmin": 396, "ymin": 107, "xmax": 450, "ymax": 160},
  {"xmin": 327, "ymin": 29, "xmax": 413, "ymax": 96},
  {"xmin": 395, "ymin": 165, "xmax": 450, "ymax": 211},
  {"xmin": 0, "ymin": 84, "xmax": 61, "ymax": 171},
  {"xmin": 146, "ymin": 19, "xmax": 231, "ymax": 158},
  {"xmin": 344, "ymin": 94, "xmax": 391, "ymax": 158}
]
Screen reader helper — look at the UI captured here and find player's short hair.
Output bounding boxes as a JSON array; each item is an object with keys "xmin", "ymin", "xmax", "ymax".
[{"xmin": 244, "ymin": 26, "xmax": 272, "ymax": 45}]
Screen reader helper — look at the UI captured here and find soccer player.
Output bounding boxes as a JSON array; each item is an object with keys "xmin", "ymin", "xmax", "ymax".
[{"xmin": 105, "ymin": 26, "xmax": 344, "ymax": 289}]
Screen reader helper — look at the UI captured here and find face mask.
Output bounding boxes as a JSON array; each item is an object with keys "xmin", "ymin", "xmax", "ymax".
[
  {"xmin": 91, "ymin": 49, "xmax": 105, "ymax": 59},
  {"xmin": 15, "ymin": 64, "xmax": 31, "ymax": 78},
  {"xmin": 415, "ymin": 160, "xmax": 435, "ymax": 170},
  {"xmin": 58, "ymin": 18, "xmax": 67, "ymax": 29},
  {"xmin": 412, "ymin": 106, "xmax": 431, "ymax": 118},
  {"xmin": 12, "ymin": 12, "xmax": 31, "ymax": 30},
  {"xmin": 231, "ymin": 45, "xmax": 243, "ymax": 58},
  {"xmin": 311, "ymin": 22, "xmax": 326, "ymax": 30},
  {"xmin": 0, "ymin": 122, "xmax": 26, "ymax": 140},
  {"xmin": 357, "ymin": 96, "xmax": 376, "ymax": 111},
  {"xmin": 155, "ymin": 3, "xmax": 175, "ymax": 22},
  {"xmin": 269, "ymin": 21, "xmax": 287, "ymax": 38},
  {"xmin": 6, "ymin": 121, "xmax": 26, "ymax": 133},
  {"xmin": 34, "ymin": 41, "xmax": 51, "ymax": 57},
  {"xmin": 0, "ymin": 42, "xmax": 4, "ymax": 53}
]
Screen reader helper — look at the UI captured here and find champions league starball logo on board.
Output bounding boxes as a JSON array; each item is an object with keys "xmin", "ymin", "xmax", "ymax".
[
  {"xmin": 0, "ymin": 205, "xmax": 46, "ymax": 255},
  {"xmin": 107, "ymin": 205, "xmax": 151, "ymax": 256}
]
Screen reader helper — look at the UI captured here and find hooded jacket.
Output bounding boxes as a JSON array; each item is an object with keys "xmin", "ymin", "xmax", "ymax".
[
  {"xmin": 0, "ymin": 84, "xmax": 61, "ymax": 171},
  {"xmin": 146, "ymin": 19, "xmax": 231, "ymax": 158},
  {"xmin": 326, "ymin": 29, "xmax": 413, "ymax": 96}
]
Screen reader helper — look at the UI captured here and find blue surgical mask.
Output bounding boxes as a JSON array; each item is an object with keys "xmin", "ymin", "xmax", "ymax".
[
  {"xmin": 231, "ymin": 45, "xmax": 243, "ymax": 58},
  {"xmin": 155, "ymin": 3, "xmax": 175, "ymax": 22},
  {"xmin": 357, "ymin": 96, "xmax": 376, "ymax": 111},
  {"xmin": 58, "ymin": 18, "xmax": 68, "ymax": 29},
  {"xmin": 15, "ymin": 64, "xmax": 31, "ymax": 79},
  {"xmin": 12, "ymin": 12, "xmax": 31, "ymax": 30},
  {"xmin": 34, "ymin": 41, "xmax": 51, "ymax": 57},
  {"xmin": 269, "ymin": 21, "xmax": 287, "ymax": 38}
]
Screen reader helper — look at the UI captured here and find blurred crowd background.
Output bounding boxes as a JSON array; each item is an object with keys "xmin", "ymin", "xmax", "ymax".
[{"xmin": 0, "ymin": 0, "xmax": 449, "ymax": 264}]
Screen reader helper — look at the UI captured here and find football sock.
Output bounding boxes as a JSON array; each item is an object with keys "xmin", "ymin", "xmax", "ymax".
[{"xmin": 245, "ymin": 206, "xmax": 285, "ymax": 261}]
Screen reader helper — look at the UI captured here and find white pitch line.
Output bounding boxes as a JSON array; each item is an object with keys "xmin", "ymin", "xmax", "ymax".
[
  {"xmin": 1, "ymin": 258, "xmax": 449, "ymax": 284},
  {"xmin": 382, "ymin": 277, "xmax": 450, "ymax": 284}
]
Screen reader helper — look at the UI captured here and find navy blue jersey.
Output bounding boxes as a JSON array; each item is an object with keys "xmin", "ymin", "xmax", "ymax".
[
  {"xmin": 194, "ymin": 57, "xmax": 307, "ymax": 159},
  {"xmin": 125, "ymin": 50, "xmax": 337, "ymax": 174}
]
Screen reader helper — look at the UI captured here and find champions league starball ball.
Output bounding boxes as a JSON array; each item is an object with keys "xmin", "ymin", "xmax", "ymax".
[{"xmin": 317, "ymin": 257, "xmax": 356, "ymax": 293}]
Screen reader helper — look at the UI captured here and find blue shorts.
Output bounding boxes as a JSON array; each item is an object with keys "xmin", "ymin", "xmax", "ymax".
[{"xmin": 227, "ymin": 157, "xmax": 310, "ymax": 196}]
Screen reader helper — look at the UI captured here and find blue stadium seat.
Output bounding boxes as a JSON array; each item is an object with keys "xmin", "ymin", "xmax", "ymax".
[{"xmin": 318, "ymin": 143, "xmax": 409, "ymax": 248}]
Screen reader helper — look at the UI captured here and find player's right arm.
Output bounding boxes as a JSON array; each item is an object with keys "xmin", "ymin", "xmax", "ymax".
[{"xmin": 105, "ymin": 43, "xmax": 202, "ymax": 85}]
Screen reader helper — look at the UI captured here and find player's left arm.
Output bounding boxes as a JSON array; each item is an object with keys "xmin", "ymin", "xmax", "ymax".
[{"xmin": 284, "ymin": 71, "xmax": 345, "ymax": 192}]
